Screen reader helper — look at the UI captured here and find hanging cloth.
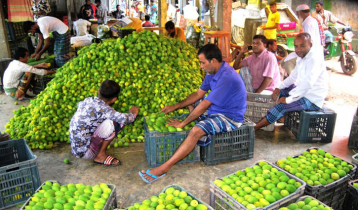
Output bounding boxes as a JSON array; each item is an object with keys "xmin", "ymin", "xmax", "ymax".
[{"xmin": 8, "ymin": 0, "xmax": 34, "ymax": 22}]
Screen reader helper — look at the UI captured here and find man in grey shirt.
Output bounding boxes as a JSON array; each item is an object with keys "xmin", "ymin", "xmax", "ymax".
[{"xmin": 95, "ymin": 0, "xmax": 108, "ymax": 24}]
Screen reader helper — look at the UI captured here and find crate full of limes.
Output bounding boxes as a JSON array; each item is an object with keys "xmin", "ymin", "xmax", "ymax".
[
  {"xmin": 275, "ymin": 147, "xmax": 357, "ymax": 210},
  {"xmin": 342, "ymin": 179, "xmax": 358, "ymax": 210},
  {"xmin": 144, "ymin": 113, "xmax": 200, "ymax": 167},
  {"xmin": 210, "ymin": 160, "xmax": 306, "ymax": 210},
  {"xmin": 20, "ymin": 181, "xmax": 117, "ymax": 210},
  {"xmin": 125, "ymin": 184, "xmax": 213, "ymax": 210},
  {"xmin": 277, "ymin": 195, "xmax": 332, "ymax": 210}
]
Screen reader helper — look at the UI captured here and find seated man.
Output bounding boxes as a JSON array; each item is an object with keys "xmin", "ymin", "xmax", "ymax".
[
  {"xmin": 164, "ymin": 21, "xmax": 186, "ymax": 42},
  {"xmin": 69, "ymin": 80, "xmax": 139, "ymax": 166},
  {"xmin": 254, "ymin": 33, "xmax": 328, "ymax": 130},
  {"xmin": 233, "ymin": 35, "xmax": 280, "ymax": 95},
  {"xmin": 142, "ymin": 15, "xmax": 154, "ymax": 27},
  {"xmin": 267, "ymin": 39, "xmax": 284, "ymax": 62},
  {"xmin": 73, "ymin": 18, "xmax": 91, "ymax": 36},
  {"xmin": 139, "ymin": 44, "xmax": 247, "ymax": 183},
  {"xmin": 3, "ymin": 47, "xmax": 55, "ymax": 101}
]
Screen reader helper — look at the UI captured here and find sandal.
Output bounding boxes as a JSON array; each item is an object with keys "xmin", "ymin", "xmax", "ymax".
[
  {"xmin": 93, "ymin": 155, "xmax": 121, "ymax": 167},
  {"xmin": 139, "ymin": 169, "xmax": 166, "ymax": 184}
]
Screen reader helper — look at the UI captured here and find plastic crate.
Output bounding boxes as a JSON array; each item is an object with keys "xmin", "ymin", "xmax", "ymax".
[
  {"xmin": 0, "ymin": 139, "xmax": 41, "ymax": 209},
  {"xmin": 32, "ymin": 75, "xmax": 55, "ymax": 95},
  {"xmin": 5, "ymin": 22, "xmax": 27, "ymax": 41},
  {"xmin": 200, "ymin": 118, "xmax": 255, "ymax": 165},
  {"xmin": 275, "ymin": 147, "xmax": 357, "ymax": 210},
  {"xmin": 161, "ymin": 185, "xmax": 214, "ymax": 210},
  {"xmin": 352, "ymin": 154, "xmax": 358, "ymax": 179},
  {"xmin": 209, "ymin": 161, "xmax": 306, "ymax": 210},
  {"xmin": 0, "ymin": 58, "xmax": 13, "ymax": 91},
  {"xmin": 245, "ymin": 92, "xmax": 275, "ymax": 131},
  {"xmin": 117, "ymin": 29, "xmax": 136, "ymax": 38},
  {"xmin": 348, "ymin": 107, "xmax": 358, "ymax": 149},
  {"xmin": 20, "ymin": 180, "xmax": 117, "ymax": 210},
  {"xmin": 144, "ymin": 115, "xmax": 200, "ymax": 167},
  {"xmin": 289, "ymin": 195, "xmax": 332, "ymax": 209},
  {"xmin": 342, "ymin": 180, "xmax": 358, "ymax": 210},
  {"xmin": 0, "ymin": 133, "xmax": 10, "ymax": 142},
  {"xmin": 284, "ymin": 108, "xmax": 337, "ymax": 143}
]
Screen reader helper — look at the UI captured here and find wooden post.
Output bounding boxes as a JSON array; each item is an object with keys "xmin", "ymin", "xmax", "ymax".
[
  {"xmin": 73, "ymin": 0, "xmax": 77, "ymax": 20},
  {"xmin": 159, "ymin": 0, "xmax": 167, "ymax": 34},
  {"xmin": 0, "ymin": 0, "xmax": 10, "ymax": 58},
  {"xmin": 66, "ymin": 0, "xmax": 72, "ymax": 30}
]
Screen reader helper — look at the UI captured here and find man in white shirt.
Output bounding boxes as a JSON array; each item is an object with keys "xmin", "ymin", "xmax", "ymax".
[
  {"xmin": 24, "ymin": 16, "xmax": 70, "ymax": 67},
  {"xmin": 3, "ymin": 47, "xmax": 55, "ymax": 101},
  {"xmin": 296, "ymin": 4, "xmax": 323, "ymax": 50},
  {"xmin": 167, "ymin": 3, "xmax": 176, "ymax": 22},
  {"xmin": 73, "ymin": 18, "xmax": 91, "ymax": 36},
  {"xmin": 254, "ymin": 33, "xmax": 328, "ymax": 131},
  {"xmin": 95, "ymin": 0, "xmax": 108, "ymax": 25}
]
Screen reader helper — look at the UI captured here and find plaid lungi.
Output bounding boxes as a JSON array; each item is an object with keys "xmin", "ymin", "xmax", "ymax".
[
  {"xmin": 53, "ymin": 30, "xmax": 71, "ymax": 67},
  {"xmin": 266, "ymin": 85, "xmax": 320, "ymax": 123}
]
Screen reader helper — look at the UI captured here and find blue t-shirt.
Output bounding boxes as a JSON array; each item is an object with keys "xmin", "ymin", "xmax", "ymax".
[{"xmin": 200, "ymin": 62, "xmax": 247, "ymax": 122}]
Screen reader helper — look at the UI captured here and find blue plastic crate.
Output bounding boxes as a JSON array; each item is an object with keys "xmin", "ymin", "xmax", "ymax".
[
  {"xmin": 284, "ymin": 108, "xmax": 337, "ymax": 143},
  {"xmin": 144, "ymin": 115, "xmax": 200, "ymax": 167},
  {"xmin": 0, "ymin": 139, "xmax": 41, "ymax": 209},
  {"xmin": 200, "ymin": 118, "xmax": 255, "ymax": 165}
]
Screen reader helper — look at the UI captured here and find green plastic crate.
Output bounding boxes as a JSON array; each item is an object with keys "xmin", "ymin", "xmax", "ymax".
[
  {"xmin": 144, "ymin": 115, "xmax": 200, "ymax": 167},
  {"xmin": 343, "ymin": 180, "xmax": 358, "ymax": 210},
  {"xmin": 284, "ymin": 108, "xmax": 337, "ymax": 143},
  {"xmin": 0, "ymin": 139, "xmax": 41, "ymax": 209},
  {"xmin": 200, "ymin": 118, "xmax": 255, "ymax": 165},
  {"xmin": 20, "ymin": 181, "xmax": 117, "ymax": 210},
  {"xmin": 209, "ymin": 161, "xmax": 306, "ymax": 210},
  {"xmin": 275, "ymin": 147, "xmax": 357, "ymax": 210}
]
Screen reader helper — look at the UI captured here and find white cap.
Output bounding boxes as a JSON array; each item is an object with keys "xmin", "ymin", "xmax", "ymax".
[{"xmin": 296, "ymin": 4, "xmax": 310, "ymax": 11}]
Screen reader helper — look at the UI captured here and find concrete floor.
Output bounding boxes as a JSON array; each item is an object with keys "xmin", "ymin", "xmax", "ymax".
[{"xmin": 1, "ymin": 58, "xmax": 357, "ymax": 209}]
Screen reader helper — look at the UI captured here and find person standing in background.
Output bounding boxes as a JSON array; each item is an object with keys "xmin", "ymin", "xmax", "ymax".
[
  {"xmin": 81, "ymin": 0, "xmax": 95, "ymax": 20},
  {"xmin": 137, "ymin": 1, "xmax": 145, "ymax": 20},
  {"xmin": 31, "ymin": 0, "xmax": 51, "ymax": 21},
  {"xmin": 95, "ymin": 0, "xmax": 108, "ymax": 25},
  {"xmin": 261, "ymin": 1, "xmax": 280, "ymax": 40},
  {"xmin": 121, "ymin": 0, "xmax": 127, "ymax": 16},
  {"xmin": 201, "ymin": 0, "xmax": 209, "ymax": 21},
  {"xmin": 149, "ymin": 0, "xmax": 157, "ymax": 25}
]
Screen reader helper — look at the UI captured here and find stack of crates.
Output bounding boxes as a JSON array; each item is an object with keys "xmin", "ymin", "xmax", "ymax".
[
  {"xmin": 200, "ymin": 118, "xmax": 255, "ymax": 165},
  {"xmin": 244, "ymin": 92, "xmax": 276, "ymax": 131},
  {"xmin": 348, "ymin": 106, "xmax": 358, "ymax": 149},
  {"xmin": 0, "ymin": 139, "xmax": 41, "ymax": 209},
  {"xmin": 275, "ymin": 147, "xmax": 357, "ymax": 210},
  {"xmin": 343, "ymin": 180, "xmax": 358, "ymax": 210},
  {"xmin": 352, "ymin": 154, "xmax": 358, "ymax": 178},
  {"xmin": 284, "ymin": 107, "xmax": 337, "ymax": 143}
]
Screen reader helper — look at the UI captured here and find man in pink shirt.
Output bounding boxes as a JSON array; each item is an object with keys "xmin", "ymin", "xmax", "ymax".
[{"xmin": 233, "ymin": 35, "xmax": 281, "ymax": 95}]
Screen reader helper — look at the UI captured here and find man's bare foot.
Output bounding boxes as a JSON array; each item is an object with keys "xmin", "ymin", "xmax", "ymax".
[
  {"xmin": 140, "ymin": 168, "xmax": 166, "ymax": 182},
  {"xmin": 94, "ymin": 154, "xmax": 120, "ymax": 165}
]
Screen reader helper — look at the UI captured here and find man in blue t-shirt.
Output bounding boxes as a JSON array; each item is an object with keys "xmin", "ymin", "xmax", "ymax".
[{"xmin": 139, "ymin": 44, "xmax": 247, "ymax": 183}]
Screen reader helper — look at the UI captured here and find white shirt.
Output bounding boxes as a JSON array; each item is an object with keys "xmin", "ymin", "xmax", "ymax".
[
  {"xmin": 96, "ymin": 4, "xmax": 108, "ymax": 24},
  {"xmin": 167, "ymin": 4, "xmax": 176, "ymax": 21},
  {"xmin": 278, "ymin": 48, "xmax": 328, "ymax": 108},
  {"xmin": 37, "ymin": 16, "xmax": 68, "ymax": 39},
  {"xmin": 73, "ymin": 19, "xmax": 91, "ymax": 36},
  {"xmin": 302, "ymin": 16, "xmax": 323, "ymax": 49},
  {"xmin": 3, "ymin": 60, "xmax": 46, "ymax": 91}
]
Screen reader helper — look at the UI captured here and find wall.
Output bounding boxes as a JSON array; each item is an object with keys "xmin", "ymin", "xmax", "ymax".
[{"xmin": 330, "ymin": 0, "xmax": 358, "ymax": 30}]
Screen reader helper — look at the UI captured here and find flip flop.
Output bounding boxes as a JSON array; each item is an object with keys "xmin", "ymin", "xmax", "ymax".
[
  {"xmin": 18, "ymin": 97, "xmax": 31, "ymax": 101},
  {"xmin": 139, "ymin": 169, "xmax": 166, "ymax": 184},
  {"xmin": 93, "ymin": 155, "xmax": 121, "ymax": 167}
]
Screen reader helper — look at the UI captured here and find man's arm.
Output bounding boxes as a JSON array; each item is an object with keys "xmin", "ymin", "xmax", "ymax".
[
  {"xmin": 36, "ymin": 36, "xmax": 51, "ymax": 60},
  {"xmin": 32, "ymin": 34, "xmax": 44, "ymax": 58},
  {"xmin": 233, "ymin": 44, "xmax": 249, "ymax": 70},
  {"xmin": 169, "ymin": 100, "xmax": 212, "ymax": 128},
  {"xmin": 161, "ymin": 89, "xmax": 207, "ymax": 114},
  {"xmin": 262, "ymin": 23, "xmax": 280, "ymax": 30},
  {"xmin": 255, "ymin": 77, "xmax": 272, "ymax": 93}
]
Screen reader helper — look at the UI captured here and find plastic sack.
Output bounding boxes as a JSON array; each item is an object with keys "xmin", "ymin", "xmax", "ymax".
[
  {"xmin": 70, "ymin": 34, "xmax": 95, "ymax": 47},
  {"xmin": 199, "ymin": 25, "xmax": 209, "ymax": 48},
  {"xmin": 186, "ymin": 24, "xmax": 200, "ymax": 48},
  {"xmin": 183, "ymin": 4, "xmax": 199, "ymax": 20},
  {"xmin": 97, "ymin": 24, "xmax": 111, "ymax": 39}
]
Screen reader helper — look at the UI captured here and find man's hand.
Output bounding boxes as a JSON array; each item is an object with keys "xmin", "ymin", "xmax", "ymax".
[
  {"xmin": 46, "ymin": 70, "xmax": 56, "ymax": 75},
  {"xmin": 276, "ymin": 97, "xmax": 287, "ymax": 104},
  {"xmin": 261, "ymin": 25, "xmax": 266, "ymax": 30},
  {"xmin": 35, "ymin": 54, "xmax": 41, "ymax": 60},
  {"xmin": 129, "ymin": 106, "xmax": 139, "ymax": 116},
  {"xmin": 34, "ymin": 62, "xmax": 48, "ymax": 68},
  {"xmin": 241, "ymin": 44, "xmax": 250, "ymax": 54},
  {"xmin": 161, "ymin": 105, "xmax": 176, "ymax": 114},
  {"xmin": 31, "ymin": 53, "xmax": 37, "ymax": 58},
  {"xmin": 167, "ymin": 118, "xmax": 184, "ymax": 128},
  {"xmin": 272, "ymin": 88, "xmax": 280, "ymax": 101}
]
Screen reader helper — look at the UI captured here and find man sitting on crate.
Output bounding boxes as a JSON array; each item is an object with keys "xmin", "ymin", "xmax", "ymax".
[
  {"xmin": 2, "ymin": 47, "xmax": 55, "ymax": 101},
  {"xmin": 139, "ymin": 44, "xmax": 247, "ymax": 183},
  {"xmin": 254, "ymin": 33, "xmax": 329, "ymax": 131},
  {"xmin": 233, "ymin": 35, "xmax": 281, "ymax": 95}
]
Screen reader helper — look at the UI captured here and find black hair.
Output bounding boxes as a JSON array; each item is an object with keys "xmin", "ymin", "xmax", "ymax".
[
  {"xmin": 198, "ymin": 44, "xmax": 223, "ymax": 63},
  {"xmin": 316, "ymin": 1, "xmax": 324, "ymax": 6},
  {"xmin": 14, "ymin": 47, "xmax": 28, "ymax": 60},
  {"xmin": 145, "ymin": 15, "xmax": 150, "ymax": 21},
  {"xmin": 95, "ymin": 0, "xmax": 101, "ymax": 3},
  {"xmin": 165, "ymin": 21, "xmax": 175, "ymax": 30},
  {"xmin": 253, "ymin": 35, "xmax": 268, "ymax": 45},
  {"xmin": 23, "ymin": 21, "xmax": 36, "ymax": 33},
  {"xmin": 266, "ymin": 39, "xmax": 276, "ymax": 48},
  {"xmin": 99, "ymin": 80, "xmax": 121, "ymax": 100},
  {"xmin": 269, "ymin": 1, "xmax": 276, "ymax": 6},
  {"xmin": 150, "ymin": 0, "xmax": 154, "ymax": 3}
]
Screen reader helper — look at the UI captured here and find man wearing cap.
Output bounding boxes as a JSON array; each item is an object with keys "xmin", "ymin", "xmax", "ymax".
[
  {"xmin": 312, "ymin": 1, "xmax": 346, "ymax": 47},
  {"xmin": 296, "ymin": 4, "xmax": 323, "ymax": 51},
  {"xmin": 253, "ymin": 32, "xmax": 328, "ymax": 131}
]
